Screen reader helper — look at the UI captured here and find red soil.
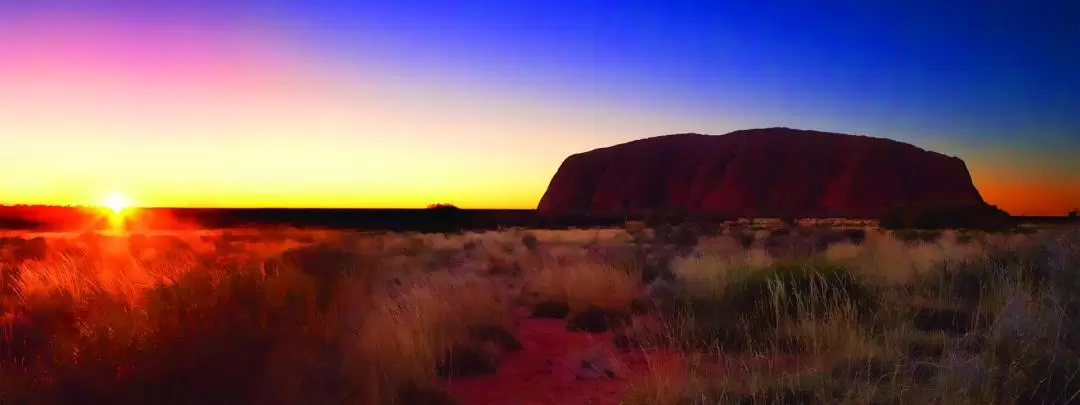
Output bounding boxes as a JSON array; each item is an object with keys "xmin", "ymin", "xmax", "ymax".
[
  {"xmin": 446, "ymin": 312, "xmax": 806, "ymax": 405},
  {"xmin": 446, "ymin": 317, "xmax": 684, "ymax": 405}
]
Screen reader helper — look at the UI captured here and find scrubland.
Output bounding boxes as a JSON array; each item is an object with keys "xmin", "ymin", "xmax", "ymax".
[{"xmin": 0, "ymin": 220, "xmax": 1077, "ymax": 405}]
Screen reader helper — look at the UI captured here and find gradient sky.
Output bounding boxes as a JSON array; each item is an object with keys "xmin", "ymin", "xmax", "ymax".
[{"xmin": 1, "ymin": 1, "xmax": 1077, "ymax": 215}]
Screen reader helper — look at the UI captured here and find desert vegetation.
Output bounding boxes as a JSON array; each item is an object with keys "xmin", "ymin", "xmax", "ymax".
[
  {"xmin": 0, "ymin": 219, "xmax": 1077, "ymax": 405},
  {"xmin": 879, "ymin": 202, "xmax": 1015, "ymax": 231}
]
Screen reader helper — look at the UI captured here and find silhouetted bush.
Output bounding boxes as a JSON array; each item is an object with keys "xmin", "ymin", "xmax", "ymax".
[
  {"xmin": 421, "ymin": 204, "xmax": 465, "ymax": 233},
  {"xmin": 641, "ymin": 248, "xmax": 676, "ymax": 283},
  {"xmin": 880, "ymin": 202, "xmax": 1014, "ymax": 231},
  {"xmin": 435, "ymin": 343, "xmax": 498, "ymax": 378},
  {"xmin": 682, "ymin": 218, "xmax": 726, "ymax": 236},
  {"xmin": 779, "ymin": 215, "xmax": 799, "ymax": 228},
  {"xmin": 769, "ymin": 228, "xmax": 792, "ymax": 239},
  {"xmin": 0, "ymin": 236, "xmax": 48, "ymax": 263},
  {"xmin": 520, "ymin": 232, "xmax": 539, "ymax": 251},
  {"xmin": 730, "ymin": 229, "xmax": 755, "ymax": 249},
  {"xmin": 840, "ymin": 228, "xmax": 867, "ymax": 244},
  {"xmin": 764, "ymin": 227, "xmax": 847, "ymax": 258},
  {"xmin": 893, "ymin": 229, "xmax": 943, "ymax": 244},
  {"xmin": 566, "ymin": 306, "xmax": 631, "ymax": 333},
  {"xmin": 530, "ymin": 300, "xmax": 570, "ymax": 319},
  {"xmin": 426, "ymin": 203, "xmax": 458, "ymax": 210},
  {"xmin": 280, "ymin": 243, "xmax": 373, "ymax": 308},
  {"xmin": 656, "ymin": 225, "xmax": 700, "ymax": 256},
  {"xmin": 643, "ymin": 210, "xmax": 688, "ymax": 229},
  {"xmin": 956, "ymin": 232, "xmax": 975, "ymax": 245},
  {"xmin": 462, "ymin": 239, "xmax": 479, "ymax": 251}
]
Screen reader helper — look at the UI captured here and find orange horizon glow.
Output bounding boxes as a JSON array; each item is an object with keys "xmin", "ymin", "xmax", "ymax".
[
  {"xmin": 969, "ymin": 166, "xmax": 1080, "ymax": 217},
  {"xmin": 0, "ymin": 174, "xmax": 1073, "ymax": 217}
]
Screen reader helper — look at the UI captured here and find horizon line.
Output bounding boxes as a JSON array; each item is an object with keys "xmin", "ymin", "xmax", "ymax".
[{"xmin": 1, "ymin": 204, "xmax": 1075, "ymax": 219}]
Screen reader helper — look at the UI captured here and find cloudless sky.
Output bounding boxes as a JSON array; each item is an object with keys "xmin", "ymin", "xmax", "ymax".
[{"xmin": 1, "ymin": 0, "xmax": 1077, "ymax": 215}]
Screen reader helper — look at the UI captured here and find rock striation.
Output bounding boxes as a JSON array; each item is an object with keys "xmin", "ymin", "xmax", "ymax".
[{"xmin": 537, "ymin": 127, "xmax": 986, "ymax": 218}]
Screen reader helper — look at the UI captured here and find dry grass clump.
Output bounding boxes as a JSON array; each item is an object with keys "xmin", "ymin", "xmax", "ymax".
[
  {"xmin": 354, "ymin": 271, "xmax": 516, "ymax": 402},
  {"xmin": 525, "ymin": 259, "xmax": 642, "ymax": 311},
  {"xmin": 13, "ymin": 248, "xmax": 207, "ymax": 305},
  {"xmin": 524, "ymin": 228, "xmax": 625, "ymax": 244},
  {"xmin": 523, "ymin": 258, "xmax": 642, "ymax": 331},
  {"xmin": 777, "ymin": 301, "xmax": 887, "ymax": 364},
  {"xmin": 661, "ymin": 257, "xmax": 878, "ymax": 353},
  {"xmin": 825, "ymin": 228, "xmax": 985, "ymax": 286}
]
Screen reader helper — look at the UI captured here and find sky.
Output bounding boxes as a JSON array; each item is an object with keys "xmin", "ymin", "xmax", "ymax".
[{"xmin": 0, "ymin": 0, "xmax": 1077, "ymax": 215}]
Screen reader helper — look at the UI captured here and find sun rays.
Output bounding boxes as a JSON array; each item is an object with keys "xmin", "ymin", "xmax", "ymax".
[{"xmin": 98, "ymin": 191, "xmax": 135, "ymax": 230}]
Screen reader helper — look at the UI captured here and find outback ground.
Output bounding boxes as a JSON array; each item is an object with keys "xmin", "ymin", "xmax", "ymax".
[{"xmin": 1, "ymin": 219, "xmax": 1078, "ymax": 405}]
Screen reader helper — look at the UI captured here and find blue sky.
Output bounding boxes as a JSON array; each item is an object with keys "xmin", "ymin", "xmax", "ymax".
[{"xmin": 285, "ymin": 0, "xmax": 1080, "ymax": 137}]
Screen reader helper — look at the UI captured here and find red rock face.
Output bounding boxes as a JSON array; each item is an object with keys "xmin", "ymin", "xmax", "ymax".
[{"xmin": 537, "ymin": 128, "xmax": 986, "ymax": 218}]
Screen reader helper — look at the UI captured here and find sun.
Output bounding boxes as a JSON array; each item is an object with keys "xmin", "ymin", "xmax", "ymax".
[{"xmin": 100, "ymin": 192, "xmax": 132, "ymax": 215}]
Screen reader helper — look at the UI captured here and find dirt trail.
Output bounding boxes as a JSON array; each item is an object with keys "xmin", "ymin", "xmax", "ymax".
[
  {"xmin": 445, "ymin": 307, "xmax": 810, "ymax": 405},
  {"xmin": 446, "ymin": 316, "xmax": 683, "ymax": 405}
]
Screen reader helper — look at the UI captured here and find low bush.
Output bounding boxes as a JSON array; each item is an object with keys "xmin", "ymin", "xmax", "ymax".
[
  {"xmin": 279, "ymin": 242, "xmax": 376, "ymax": 308},
  {"xmin": 520, "ymin": 232, "xmax": 539, "ymax": 251},
  {"xmin": 0, "ymin": 236, "xmax": 48, "ymax": 263},
  {"xmin": 892, "ymin": 229, "xmax": 943, "ymax": 244},
  {"xmin": 727, "ymin": 229, "xmax": 756, "ymax": 249},
  {"xmin": 662, "ymin": 260, "xmax": 877, "ymax": 351},
  {"xmin": 881, "ymin": 202, "xmax": 1014, "ymax": 231}
]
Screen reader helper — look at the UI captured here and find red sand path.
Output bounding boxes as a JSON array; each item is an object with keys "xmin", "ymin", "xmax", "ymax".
[
  {"xmin": 446, "ymin": 312, "xmax": 806, "ymax": 405},
  {"xmin": 446, "ymin": 317, "xmax": 684, "ymax": 405}
]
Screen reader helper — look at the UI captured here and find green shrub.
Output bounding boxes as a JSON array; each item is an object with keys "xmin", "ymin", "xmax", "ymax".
[{"xmin": 662, "ymin": 261, "xmax": 876, "ymax": 351}]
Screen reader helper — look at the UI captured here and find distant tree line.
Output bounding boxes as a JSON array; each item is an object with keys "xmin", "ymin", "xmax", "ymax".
[{"xmin": 879, "ymin": 202, "xmax": 1014, "ymax": 231}]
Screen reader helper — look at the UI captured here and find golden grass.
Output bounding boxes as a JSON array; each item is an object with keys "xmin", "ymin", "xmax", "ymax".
[
  {"xmin": 524, "ymin": 258, "xmax": 641, "ymax": 312},
  {"xmin": 777, "ymin": 302, "xmax": 890, "ymax": 369},
  {"xmin": 671, "ymin": 248, "xmax": 774, "ymax": 293},
  {"xmin": 820, "ymin": 228, "xmax": 987, "ymax": 285},
  {"xmin": 354, "ymin": 271, "xmax": 513, "ymax": 401},
  {"xmin": 14, "ymin": 247, "xmax": 207, "ymax": 304}
]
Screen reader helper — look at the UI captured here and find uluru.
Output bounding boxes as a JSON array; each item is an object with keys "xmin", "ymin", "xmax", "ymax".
[{"xmin": 537, "ymin": 127, "xmax": 987, "ymax": 218}]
